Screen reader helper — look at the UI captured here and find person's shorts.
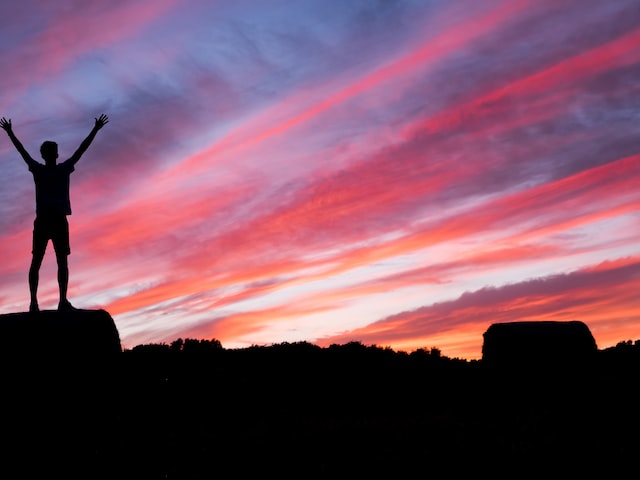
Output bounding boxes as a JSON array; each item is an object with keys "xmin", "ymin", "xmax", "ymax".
[{"xmin": 32, "ymin": 214, "xmax": 70, "ymax": 256}]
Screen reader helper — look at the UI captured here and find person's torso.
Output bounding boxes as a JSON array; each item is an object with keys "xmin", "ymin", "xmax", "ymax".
[{"xmin": 30, "ymin": 160, "xmax": 75, "ymax": 215}]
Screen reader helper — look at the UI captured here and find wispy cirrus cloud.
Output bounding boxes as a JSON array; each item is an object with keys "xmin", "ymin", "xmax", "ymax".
[
  {"xmin": 0, "ymin": 0, "xmax": 638, "ymax": 359},
  {"xmin": 318, "ymin": 257, "xmax": 640, "ymax": 359}
]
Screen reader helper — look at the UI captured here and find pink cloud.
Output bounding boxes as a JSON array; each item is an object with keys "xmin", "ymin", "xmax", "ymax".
[
  {"xmin": 93, "ymin": 147, "xmax": 639, "ymax": 320},
  {"xmin": 154, "ymin": 0, "xmax": 533, "ymax": 184},
  {"xmin": 32, "ymin": 2, "xmax": 180, "ymax": 76},
  {"xmin": 2, "ymin": 0, "xmax": 637, "ymax": 356},
  {"xmin": 403, "ymin": 25, "xmax": 640, "ymax": 140},
  {"xmin": 317, "ymin": 257, "xmax": 640, "ymax": 360}
]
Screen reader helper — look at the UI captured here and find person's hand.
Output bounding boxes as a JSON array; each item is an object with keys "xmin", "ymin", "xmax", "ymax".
[
  {"xmin": 94, "ymin": 114, "xmax": 109, "ymax": 130},
  {"xmin": 0, "ymin": 117, "xmax": 12, "ymax": 132}
]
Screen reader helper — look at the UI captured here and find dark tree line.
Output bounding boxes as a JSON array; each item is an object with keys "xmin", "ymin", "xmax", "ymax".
[{"xmin": 2, "ymin": 337, "xmax": 639, "ymax": 478}]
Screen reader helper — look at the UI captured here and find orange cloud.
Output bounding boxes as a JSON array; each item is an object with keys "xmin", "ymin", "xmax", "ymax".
[
  {"xmin": 98, "ymin": 148, "xmax": 639, "ymax": 324},
  {"xmin": 318, "ymin": 257, "xmax": 640, "ymax": 360}
]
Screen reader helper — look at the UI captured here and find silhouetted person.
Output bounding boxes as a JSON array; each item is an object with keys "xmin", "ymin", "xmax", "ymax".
[{"xmin": 0, "ymin": 114, "xmax": 109, "ymax": 312}]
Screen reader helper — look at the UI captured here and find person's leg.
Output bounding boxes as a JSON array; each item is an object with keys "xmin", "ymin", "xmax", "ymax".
[
  {"xmin": 30, "ymin": 217, "xmax": 47, "ymax": 313},
  {"xmin": 56, "ymin": 251, "xmax": 74, "ymax": 310},
  {"xmin": 52, "ymin": 215, "xmax": 75, "ymax": 311},
  {"xmin": 29, "ymin": 250, "xmax": 45, "ymax": 312}
]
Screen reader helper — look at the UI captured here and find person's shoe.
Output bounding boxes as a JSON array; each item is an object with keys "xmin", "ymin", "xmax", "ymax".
[
  {"xmin": 58, "ymin": 300, "xmax": 78, "ymax": 312},
  {"xmin": 29, "ymin": 302, "xmax": 40, "ymax": 313}
]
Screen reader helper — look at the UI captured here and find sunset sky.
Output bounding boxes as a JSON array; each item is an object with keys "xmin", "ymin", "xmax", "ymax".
[{"xmin": 0, "ymin": 0, "xmax": 638, "ymax": 360}]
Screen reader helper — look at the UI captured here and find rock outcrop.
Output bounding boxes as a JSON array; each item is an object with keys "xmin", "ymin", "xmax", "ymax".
[
  {"xmin": 482, "ymin": 320, "xmax": 597, "ymax": 368},
  {"xmin": 0, "ymin": 308, "xmax": 121, "ymax": 362},
  {"xmin": 0, "ymin": 309, "xmax": 122, "ymax": 475}
]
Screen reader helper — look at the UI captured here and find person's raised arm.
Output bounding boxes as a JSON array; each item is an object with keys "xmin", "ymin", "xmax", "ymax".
[
  {"xmin": 0, "ymin": 117, "xmax": 34, "ymax": 165},
  {"xmin": 68, "ymin": 114, "xmax": 109, "ymax": 166}
]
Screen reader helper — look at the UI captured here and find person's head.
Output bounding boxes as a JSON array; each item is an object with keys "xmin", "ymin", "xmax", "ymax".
[{"xmin": 40, "ymin": 141, "xmax": 58, "ymax": 165}]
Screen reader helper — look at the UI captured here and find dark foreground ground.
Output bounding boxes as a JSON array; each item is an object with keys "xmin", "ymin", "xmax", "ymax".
[{"xmin": 1, "ymin": 339, "xmax": 639, "ymax": 479}]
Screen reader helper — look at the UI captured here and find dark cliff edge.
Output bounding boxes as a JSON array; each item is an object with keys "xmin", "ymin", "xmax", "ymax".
[
  {"xmin": 0, "ymin": 309, "xmax": 123, "ymax": 476},
  {"xmin": 0, "ymin": 308, "xmax": 121, "ymax": 359},
  {"xmin": 0, "ymin": 308, "xmax": 122, "ymax": 394}
]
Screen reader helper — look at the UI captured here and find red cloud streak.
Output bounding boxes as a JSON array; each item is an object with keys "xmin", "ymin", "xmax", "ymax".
[{"xmin": 105, "ymin": 150, "xmax": 638, "ymax": 314}]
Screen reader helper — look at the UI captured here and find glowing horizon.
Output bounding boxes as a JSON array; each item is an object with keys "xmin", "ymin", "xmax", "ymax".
[{"xmin": 0, "ymin": 0, "xmax": 638, "ymax": 360}]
